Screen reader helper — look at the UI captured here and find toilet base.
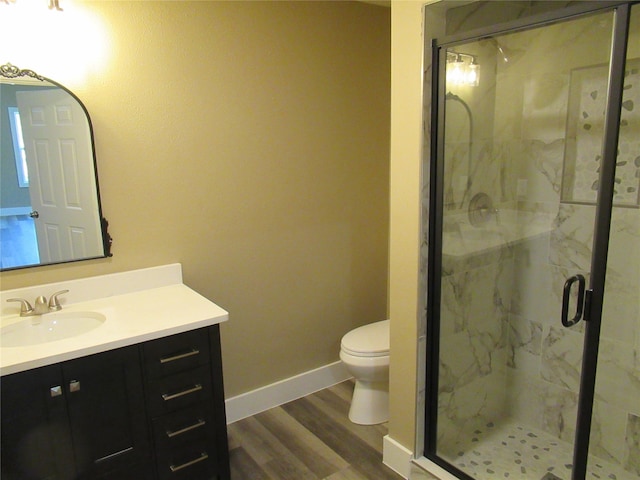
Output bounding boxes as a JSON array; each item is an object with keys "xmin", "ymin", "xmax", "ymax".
[{"xmin": 348, "ymin": 379, "xmax": 389, "ymax": 425}]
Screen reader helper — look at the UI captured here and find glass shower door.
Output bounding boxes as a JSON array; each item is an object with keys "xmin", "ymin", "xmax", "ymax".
[{"xmin": 427, "ymin": 6, "xmax": 632, "ymax": 480}]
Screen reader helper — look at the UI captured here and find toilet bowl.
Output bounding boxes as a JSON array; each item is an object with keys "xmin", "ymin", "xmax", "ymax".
[{"xmin": 339, "ymin": 319, "xmax": 390, "ymax": 425}]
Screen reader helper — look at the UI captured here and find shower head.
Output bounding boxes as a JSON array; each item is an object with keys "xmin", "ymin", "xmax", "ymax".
[
  {"xmin": 497, "ymin": 43, "xmax": 510, "ymax": 63},
  {"xmin": 487, "ymin": 37, "xmax": 524, "ymax": 64}
]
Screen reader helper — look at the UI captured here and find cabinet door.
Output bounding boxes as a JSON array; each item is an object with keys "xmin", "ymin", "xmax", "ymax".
[
  {"xmin": 62, "ymin": 345, "xmax": 151, "ymax": 478},
  {"xmin": 0, "ymin": 365, "xmax": 76, "ymax": 480}
]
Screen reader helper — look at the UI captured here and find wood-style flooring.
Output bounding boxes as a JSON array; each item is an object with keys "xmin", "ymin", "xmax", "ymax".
[
  {"xmin": 0, "ymin": 214, "xmax": 39, "ymax": 269},
  {"xmin": 227, "ymin": 380, "xmax": 404, "ymax": 480}
]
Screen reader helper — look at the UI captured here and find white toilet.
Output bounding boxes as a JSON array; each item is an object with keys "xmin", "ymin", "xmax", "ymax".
[{"xmin": 339, "ymin": 319, "xmax": 390, "ymax": 425}]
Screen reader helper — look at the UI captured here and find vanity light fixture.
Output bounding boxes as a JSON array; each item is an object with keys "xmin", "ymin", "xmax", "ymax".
[
  {"xmin": 446, "ymin": 51, "xmax": 480, "ymax": 87},
  {"xmin": 0, "ymin": 0, "xmax": 63, "ymax": 10}
]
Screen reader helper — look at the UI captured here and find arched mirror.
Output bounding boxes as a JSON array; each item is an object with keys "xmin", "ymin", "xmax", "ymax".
[{"xmin": 0, "ymin": 63, "xmax": 112, "ymax": 271}]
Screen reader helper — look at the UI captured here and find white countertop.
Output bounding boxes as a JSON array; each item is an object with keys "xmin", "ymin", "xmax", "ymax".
[{"xmin": 0, "ymin": 265, "xmax": 228, "ymax": 376}]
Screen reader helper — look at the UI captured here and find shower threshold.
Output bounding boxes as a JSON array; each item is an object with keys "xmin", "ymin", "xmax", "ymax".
[{"xmin": 438, "ymin": 421, "xmax": 635, "ymax": 480}]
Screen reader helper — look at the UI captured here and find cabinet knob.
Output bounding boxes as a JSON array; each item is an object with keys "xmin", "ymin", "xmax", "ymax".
[
  {"xmin": 69, "ymin": 380, "xmax": 81, "ymax": 393},
  {"xmin": 50, "ymin": 385, "xmax": 62, "ymax": 397}
]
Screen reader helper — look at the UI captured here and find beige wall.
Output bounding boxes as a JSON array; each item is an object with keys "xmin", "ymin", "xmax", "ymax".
[
  {"xmin": 1, "ymin": 1, "xmax": 391, "ymax": 398},
  {"xmin": 388, "ymin": 0, "xmax": 424, "ymax": 452}
]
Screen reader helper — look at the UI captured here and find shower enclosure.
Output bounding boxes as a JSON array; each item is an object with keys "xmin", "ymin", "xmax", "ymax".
[{"xmin": 423, "ymin": 2, "xmax": 639, "ymax": 480}]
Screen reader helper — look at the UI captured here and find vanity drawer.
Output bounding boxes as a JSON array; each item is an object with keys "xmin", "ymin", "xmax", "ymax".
[
  {"xmin": 143, "ymin": 328, "xmax": 211, "ymax": 379},
  {"xmin": 95, "ymin": 460, "xmax": 156, "ymax": 480},
  {"xmin": 152, "ymin": 402, "xmax": 216, "ymax": 452},
  {"xmin": 155, "ymin": 439, "xmax": 219, "ymax": 480},
  {"xmin": 146, "ymin": 365, "xmax": 213, "ymax": 417}
]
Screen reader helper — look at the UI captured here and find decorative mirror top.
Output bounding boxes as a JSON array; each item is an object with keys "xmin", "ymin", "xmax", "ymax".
[{"xmin": 0, "ymin": 64, "xmax": 45, "ymax": 81}]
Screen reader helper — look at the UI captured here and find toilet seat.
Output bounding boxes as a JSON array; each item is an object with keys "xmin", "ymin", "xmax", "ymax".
[
  {"xmin": 340, "ymin": 320, "xmax": 390, "ymax": 425},
  {"xmin": 340, "ymin": 319, "xmax": 389, "ymax": 358}
]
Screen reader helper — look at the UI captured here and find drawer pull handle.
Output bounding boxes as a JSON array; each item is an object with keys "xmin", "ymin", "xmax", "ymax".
[
  {"xmin": 166, "ymin": 418, "xmax": 206, "ymax": 438},
  {"xmin": 169, "ymin": 452, "xmax": 208, "ymax": 472},
  {"xmin": 162, "ymin": 384, "xmax": 203, "ymax": 401},
  {"xmin": 95, "ymin": 446, "xmax": 133, "ymax": 463},
  {"xmin": 160, "ymin": 348, "xmax": 200, "ymax": 364}
]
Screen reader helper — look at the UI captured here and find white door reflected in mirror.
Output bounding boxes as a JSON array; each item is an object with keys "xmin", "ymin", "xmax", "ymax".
[{"xmin": 0, "ymin": 63, "xmax": 111, "ymax": 270}]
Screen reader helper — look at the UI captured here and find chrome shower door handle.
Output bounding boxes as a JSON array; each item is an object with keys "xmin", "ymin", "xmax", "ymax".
[{"xmin": 561, "ymin": 274, "xmax": 586, "ymax": 327}]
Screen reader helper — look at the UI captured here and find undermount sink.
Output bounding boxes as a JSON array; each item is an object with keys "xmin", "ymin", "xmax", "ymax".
[{"xmin": 0, "ymin": 311, "xmax": 106, "ymax": 347}]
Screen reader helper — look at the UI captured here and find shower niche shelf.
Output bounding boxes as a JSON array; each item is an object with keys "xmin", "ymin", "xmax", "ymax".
[
  {"xmin": 442, "ymin": 209, "xmax": 554, "ymax": 259},
  {"xmin": 561, "ymin": 58, "xmax": 640, "ymax": 208}
]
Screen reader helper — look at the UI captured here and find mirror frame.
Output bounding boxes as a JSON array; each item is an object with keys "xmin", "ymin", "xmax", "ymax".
[{"xmin": 1, "ymin": 63, "xmax": 112, "ymax": 271}]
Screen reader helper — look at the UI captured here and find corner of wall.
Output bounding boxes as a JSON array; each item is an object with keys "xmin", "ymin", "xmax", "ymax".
[
  {"xmin": 388, "ymin": 0, "xmax": 425, "ymax": 453},
  {"xmin": 383, "ymin": 434, "xmax": 413, "ymax": 479}
]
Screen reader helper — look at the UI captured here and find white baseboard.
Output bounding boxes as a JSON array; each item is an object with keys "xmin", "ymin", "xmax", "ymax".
[
  {"xmin": 0, "ymin": 206, "xmax": 31, "ymax": 217},
  {"xmin": 383, "ymin": 434, "xmax": 413, "ymax": 479},
  {"xmin": 412, "ymin": 456, "xmax": 460, "ymax": 480},
  {"xmin": 225, "ymin": 361, "xmax": 352, "ymax": 424}
]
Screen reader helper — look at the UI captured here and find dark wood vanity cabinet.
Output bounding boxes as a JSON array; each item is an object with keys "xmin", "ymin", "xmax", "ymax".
[
  {"xmin": 141, "ymin": 326, "xmax": 230, "ymax": 480},
  {"xmin": 1, "ymin": 362, "xmax": 77, "ymax": 480},
  {"xmin": 64, "ymin": 346, "xmax": 153, "ymax": 480},
  {"xmin": 1, "ymin": 325, "xmax": 230, "ymax": 480},
  {"xmin": 1, "ymin": 345, "xmax": 150, "ymax": 480}
]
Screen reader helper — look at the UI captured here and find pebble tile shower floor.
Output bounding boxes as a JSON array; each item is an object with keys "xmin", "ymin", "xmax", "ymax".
[{"xmin": 443, "ymin": 422, "xmax": 635, "ymax": 480}]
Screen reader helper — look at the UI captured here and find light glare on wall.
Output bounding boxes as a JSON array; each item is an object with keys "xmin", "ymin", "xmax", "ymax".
[
  {"xmin": 446, "ymin": 51, "xmax": 480, "ymax": 87},
  {"xmin": 0, "ymin": 0, "xmax": 109, "ymax": 85}
]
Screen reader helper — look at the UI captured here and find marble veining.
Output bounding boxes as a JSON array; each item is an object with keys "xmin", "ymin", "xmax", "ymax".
[
  {"xmin": 626, "ymin": 414, "xmax": 640, "ymax": 475},
  {"xmin": 540, "ymin": 326, "xmax": 584, "ymax": 392}
]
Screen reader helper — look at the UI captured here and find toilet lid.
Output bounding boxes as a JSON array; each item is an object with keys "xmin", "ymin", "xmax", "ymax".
[{"xmin": 341, "ymin": 319, "xmax": 390, "ymax": 357}]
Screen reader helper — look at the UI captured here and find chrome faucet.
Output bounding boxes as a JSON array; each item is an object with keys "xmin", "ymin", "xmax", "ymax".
[{"xmin": 7, "ymin": 290, "xmax": 69, "ymax": 317}]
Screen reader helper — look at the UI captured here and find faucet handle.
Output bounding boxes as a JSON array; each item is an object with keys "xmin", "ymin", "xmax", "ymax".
[
  {"xmin": 48, "ymin": 290, "xmax": 69, "ymax": 311},
  {"xmin": 7, "ymin": 298, "xmax": 34, "ymax": 316}
]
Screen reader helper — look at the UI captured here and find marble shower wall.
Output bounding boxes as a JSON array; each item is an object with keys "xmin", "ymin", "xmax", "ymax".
[
  {"xmin": 437, "ymin": 246, "xmax": 512, "ymax": 456},
  {"xmin": 436, "ymin": 11, "xmax": 639, "ymax": 475},
  {"xmin": 508, "ymin": 196, "xmax": 640, "ymax": 475},
  {"xmin": 498, "ymin": 16, "xmax": 640, "ymax": 476}
]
